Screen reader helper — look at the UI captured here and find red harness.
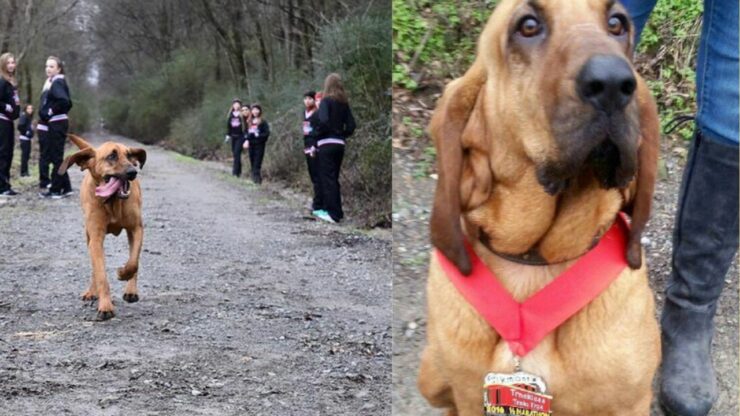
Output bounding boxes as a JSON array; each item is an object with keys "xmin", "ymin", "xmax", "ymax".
[{"xmin": 436, "ymin": 214, "xmax": 630, "ymax": 357}]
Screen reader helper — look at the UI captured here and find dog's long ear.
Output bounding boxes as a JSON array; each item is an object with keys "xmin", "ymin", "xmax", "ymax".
[
  {"xmin": 128, "ymin": 148, "xmax": 147, "ymax": 169},
  {"xmin": 625, "ymin": 77, "xmax": 660, "ymax": 269},
  {"xmin": 429, "ymin": 61, "xmax": 486, "ymax": 276},
  {"xmin": 67, "ymin": 133, "xmax": 93, "ymax": 150},
  {"xmin": 59, "ymin": 147, "xmax": 95, "ymax": 175}
]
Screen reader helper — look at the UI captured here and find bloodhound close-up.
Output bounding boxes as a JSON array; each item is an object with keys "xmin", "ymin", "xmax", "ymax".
[{"xmin": 417, "ymin": 0, "xmax": 664, "ymax": 414}]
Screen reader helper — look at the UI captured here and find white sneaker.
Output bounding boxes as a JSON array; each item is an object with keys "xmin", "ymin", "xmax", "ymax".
[{"xmin": 316, "ymin": 211, "xmax": 336, "ymax": 223}]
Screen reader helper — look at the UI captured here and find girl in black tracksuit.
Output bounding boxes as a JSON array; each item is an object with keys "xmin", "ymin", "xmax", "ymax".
[
  {"xmin": 226, "ymin": 99, "xmax": 246, "ymax": 177},
  {"xmin": 315, "ymin": 74, "xmax": 356, "ymax": 222},
  {"xmin": 245, "ymin": 104, "xmax": 270, "ymax": 184},
  {"xmin": 39, "ymin": 56, "xmax": 73, "ymax": 198},
  {"xmin": 302, "ymin": 91, "xmax": 322, "ymax": 212},
  {"xmin": 0, "ymin": 53, "xmax": 20, "ymax": 196},
  {"xmin": 17, "ymin": 104, "xmax": 34, "ymax": 177}
]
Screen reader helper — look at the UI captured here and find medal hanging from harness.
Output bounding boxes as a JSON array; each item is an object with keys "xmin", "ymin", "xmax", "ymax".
[{"xmin": 436, "ymin": 214, "xmax": 631, "ymax": 416}]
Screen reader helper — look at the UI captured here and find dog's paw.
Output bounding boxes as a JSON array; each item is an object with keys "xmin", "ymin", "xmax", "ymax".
[
  {"xmin": 117, "ymin": 265, "xmax": 138, "ymax": 281},
  {"xmin": 96, "ymin": 310, "xmax": 115, "ymax": 321},
  {"xmin": 123, "ymin": 293, "xmax": 139, "ymax": 303},
  {"xmin": 81, "ymin": 291, "xmax": 98, "ymax": 301}
]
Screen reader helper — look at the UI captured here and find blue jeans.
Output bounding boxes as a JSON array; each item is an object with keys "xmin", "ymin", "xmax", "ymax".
[{"xmin": 622, "ymin": 0, "xmax": 739, "ymax": 145}]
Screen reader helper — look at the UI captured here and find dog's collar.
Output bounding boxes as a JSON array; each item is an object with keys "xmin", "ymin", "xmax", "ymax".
[{"xmin": 437, "ymin": 213, "xmax": 630, "ymax": 357}]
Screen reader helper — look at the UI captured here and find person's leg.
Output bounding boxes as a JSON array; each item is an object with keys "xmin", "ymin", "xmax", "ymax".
[
  {"xmin": 231, "ymin": 134, "xmax": 243, "ymax": 177},
  {"xmin": 248, "ymin": 143, "xmax": 257, "ymax": 181},
  {"xmin": 306, "ymin": 152, "xmax": 323, "ymax": 211},
  {"xmin": 659, "ymin": 0, "xmax": 739, "ymax": 415},
  {"xmin": 58, "ymin": 121, "xmax": 72, "ymax": 193},
  {"xmin": 0, "ymin": 122, "xmax": 13, "ymax": 192},
  {"xmin": 253, "ymin": 142, "xmax": 265, "ymax": 184},
  {"xmin": 20, "ymin": 139, "xmax": 30, "ymax": 176},
  {"xmin": 620, "ymin": 0, "xmax": 659, "ymax": 44},
  {"xmin": 38, "ymin": 130, "xmax": 50, "ymax": 188},
  {"xmin": 318, "ymin": 144, "xmax": 344, "ymax": 222},
  {"xmin": 48, "ymin": 124, "xmax": 66, "ymax": 194}
]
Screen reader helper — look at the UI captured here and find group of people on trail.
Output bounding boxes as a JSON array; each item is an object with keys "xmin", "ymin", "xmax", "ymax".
[
  {"xmin": 226, "ymin": 73, "xmax": 355, "ymax": 223},
  {"xmin": 0, "ymin": 52, "xmax": 74, "ymax": 199}
]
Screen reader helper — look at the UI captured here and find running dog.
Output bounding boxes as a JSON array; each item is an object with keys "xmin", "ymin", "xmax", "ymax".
[
  {"xmin": 418, "ymin": 0, "xmax": 661, "ymax": 414},
  {"xmin": 60, "ymin": 134, "xmax": 146, "ymax": 321}
]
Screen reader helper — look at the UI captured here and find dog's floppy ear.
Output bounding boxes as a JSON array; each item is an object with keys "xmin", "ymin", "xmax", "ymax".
[
  {"xmin": 59, "ymin": 147, "xmax": 95, "ymax": 175},
  {"xmin": 128, "ymin": 148, "xmax": 147, "ymax": 169},
  {"xmin": 625, "ymin": 77, "xmax": 660, "ymax": 269},
  {"xmin": 429, "ymin": 61, "xmax": 486, "ymax": 275}
]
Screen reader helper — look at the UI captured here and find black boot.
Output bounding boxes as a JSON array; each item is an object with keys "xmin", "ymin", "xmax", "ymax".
[{"xmin": 660, "ymin": 132, "xmax": 739, "ymax": 416}]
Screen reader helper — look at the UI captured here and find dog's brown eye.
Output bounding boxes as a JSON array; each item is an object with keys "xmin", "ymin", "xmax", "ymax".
[
  {"xmin": 517, "ymin": 16, "xmax": 542, "ymax": 38},
  {"xmin": 607, "ymin": 15, "xmax": 626, "ymax": 36},
  {"xmin": 106, "ymin": 153, "xmax": 117, "ymax": 162}
]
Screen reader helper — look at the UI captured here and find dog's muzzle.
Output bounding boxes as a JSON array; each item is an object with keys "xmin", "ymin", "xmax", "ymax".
[{"xmin": 96, "ymin": 174, "xmax": 134, "ymax": 199}]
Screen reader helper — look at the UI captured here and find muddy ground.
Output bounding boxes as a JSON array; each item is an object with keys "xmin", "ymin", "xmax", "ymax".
[
  {"xmin": 392, "ymin": 87, "xmax": 738, "ymax": 416},
  {"xmin": 0, "ymin": 132, "xmax": 391, "ymax": 415}
]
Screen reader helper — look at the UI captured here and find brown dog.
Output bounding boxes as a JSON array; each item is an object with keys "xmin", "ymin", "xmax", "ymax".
[
  {"xmin": 60, "ymin": 134, "xmax": 146, "ymax": 321},
  {"xmin": 419, "ymin": 0, "xmax": 661, "ymax": 414}
]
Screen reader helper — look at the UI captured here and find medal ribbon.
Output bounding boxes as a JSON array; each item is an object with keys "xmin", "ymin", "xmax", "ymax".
[{"xmin": 436, "ymin": 213, "xmax": 630, "ymax": 357}]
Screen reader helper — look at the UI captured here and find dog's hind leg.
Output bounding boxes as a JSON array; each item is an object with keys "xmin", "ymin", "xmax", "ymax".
[
  {"xmin": 121, "ymin": 226, "xmax": 143, "ymax": 303},
  {"xmin": 88, "ymin": 227, "xmax": 114, "ymax": 320}
]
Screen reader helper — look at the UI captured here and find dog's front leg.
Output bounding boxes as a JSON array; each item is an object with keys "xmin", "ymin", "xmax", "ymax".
[
  {"xmin": 120, "ymin": 226, "xmax": 143, "ymax": 303},
  {"xmin": 81, "ymin": 230, "xmax": 98, "ymax": 301},
  {"xmin": 88, "ymin": 227, "xmax": 114, "ymax": 320}
]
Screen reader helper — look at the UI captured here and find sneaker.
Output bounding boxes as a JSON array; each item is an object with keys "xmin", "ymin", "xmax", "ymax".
[
  {"xmin": 0, "ymin": 189, "xmax": 18, "ymax": 197},
  {"xmin": 62, "ymin": 189, "xmax": 74, "ymax": 197},
  {"xmin": 46, "ymin": 183, "xmax": 51, "ymax": 189},
  {"xmin": 311, "ymin": 209, "xmax": 325, "ymax": 217},
  {"xmin": 316, "ymin": 211, "xmax": 336, "ymax": 223},
  {"xmin": 39, "ymin": 191, "xmax": 66, "ymax": 199}
]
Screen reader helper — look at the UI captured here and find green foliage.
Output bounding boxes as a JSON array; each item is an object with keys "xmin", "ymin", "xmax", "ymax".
[
  {"xmin": 393, "ymin": 0, "xmax": 496, "ymax": 88},
  {"xmin": 636, "ymin": 0, "xmax": 702, "ymax": 141},
  {"xmin": 102, "ymin": 49, "xmax": 209, "ymax": 143},
  {"xmin": 168, "ymin": 83, "xmax": 241, "ymax": 159}
]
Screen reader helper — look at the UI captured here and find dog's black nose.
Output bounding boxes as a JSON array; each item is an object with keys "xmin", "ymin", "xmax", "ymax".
[
  {"xmin": 126, "ymin": 167, "xmax": 137, "ymax": 180},
  {"xmin": 577, "ymin": 54, "xmax": 636, "ymax": 113}
]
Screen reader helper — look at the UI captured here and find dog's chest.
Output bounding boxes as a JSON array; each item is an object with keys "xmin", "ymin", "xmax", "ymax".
[{"xmin": 428, "ymin": 262, "xmax": 659, "ymax": 414}]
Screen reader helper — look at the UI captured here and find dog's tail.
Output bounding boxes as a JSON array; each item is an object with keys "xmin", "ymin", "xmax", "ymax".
[{"xmin": 67, "ymin": 133, "xmax": 93, "ymax": 150}]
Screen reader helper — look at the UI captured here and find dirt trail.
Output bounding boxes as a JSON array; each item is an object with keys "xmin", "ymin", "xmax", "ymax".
[
  {"xmin": 391, "ymin": 90, "xmax": 738, "ymax": 416},
  {"xmin": 0, "ymin": 132, "xmax": 391, "ymax": 415}
]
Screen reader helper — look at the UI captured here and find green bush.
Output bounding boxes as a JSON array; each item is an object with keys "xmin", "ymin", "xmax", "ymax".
[
  {"xmin": 393, "ymin": 0, "xmax": 495, "ymax": 86},
  {"xmin": 635, "ymin": 0, "xmax": 702, "ymax": 141},
  {"xmin": 102, "ymin": 49, "xmax": 210, "ymax": 143},
  {"xmin": 168, "ymin": 83, "xmax": 241, "ymax": 159}
]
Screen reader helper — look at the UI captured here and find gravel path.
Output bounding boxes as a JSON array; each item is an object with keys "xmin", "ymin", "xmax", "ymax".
[
  {"xmin": 0, "ymin": 132, "xmax": 391, "ymax": 415},
  {"xmin": 391, "ymin": 88, "xmax": 738, "ymax": 416}
]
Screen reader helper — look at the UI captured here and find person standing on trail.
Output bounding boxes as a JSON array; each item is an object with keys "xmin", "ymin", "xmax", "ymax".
[
  {"xmin": 38, "ymin": 56, "xmax": 73, "ymax": 199},
  {"xmin": 17, "ymin": 104, "xmax": 34, "ymax": 177},
  {"xmin": 226, "ymin": 98, "xmax": 247, "ymax": 177},
  {"xmin": 621, "ymin": 1, "xmax": 739, "ymax": 415},
  {"xmin": 302, "ymin": 90, "xmax": 323, "ymax": 216},
  {"xmin": 0, "ymin": 52, "xmax": 21, "ymax": 197},
  {"xmin": 245, "ymin": 104, "xmax": 269, "ymax": 184},
  {"xmin": 313, "ymin": 73, "xmax": 355, "ymax": 223}
]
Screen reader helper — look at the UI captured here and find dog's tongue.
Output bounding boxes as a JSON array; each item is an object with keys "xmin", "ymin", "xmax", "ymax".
[{"xmin": 95, "ymin": 178, "xmax": 123, "ymax": 198}]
